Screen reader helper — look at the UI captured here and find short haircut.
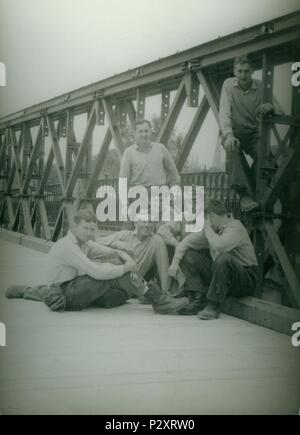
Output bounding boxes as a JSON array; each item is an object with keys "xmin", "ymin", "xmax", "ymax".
[
  {"xmin": 73, "ymin": 209, "xmax": 97, "ymax": 225},
  {"xmin": 234, "ymin": 55, "xmax": 254, "ymax": 69},
  {"xmin": 205, "ymin": 199, "xmax": 228, "ymax": 216},
  {"xmin": 135, "ymin": 119, "xmax": 152, "ymax": 130}
]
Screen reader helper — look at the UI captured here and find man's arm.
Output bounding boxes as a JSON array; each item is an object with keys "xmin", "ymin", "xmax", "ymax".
[
  {"xmin": 119, "ymin": 150, "xmax": 131, "ymax": 182},
  {"xmin": 168, "ymin": 231, "xmax": 208, "ymax": 278},
  {"xmin": 204, "ymin": 222, "xmax": 242, "ymax": 253},
  {"xmin": 87, "ymin": 240, "xmax": 122, "ymax": 260},
  {"xmin": 172, "ymin": 231, "xmax": 208, "ymax": 265},
  {"xmin": 97, "ymin": 232, "xmax": 135, "ymax": 257},
  {"xmin": 161, "ymin": 145, "xmax": 181, "ymax": 186},
  {"xmin": 219, "ymin": 80, "xmax": 234, "ymax": 139},
  {"xmin": 63, "ymin": 244, "xmax": 129, "ymax": 280}
]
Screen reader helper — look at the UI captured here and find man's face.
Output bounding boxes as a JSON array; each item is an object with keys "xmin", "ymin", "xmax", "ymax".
[
  {"xmin": 234, "ymin": 63, "xmax": 253, "ymax": 88},
  {"xmin": 134, "ymin": 221, "xmax": 155, "ymax": 240},
  {"xmin": 72, "ymin": 221, "xmax": 96, "ymax": 244},
  {"xmin": 135, "ymin": 123, "xmax": 152, "ymax": 148}
]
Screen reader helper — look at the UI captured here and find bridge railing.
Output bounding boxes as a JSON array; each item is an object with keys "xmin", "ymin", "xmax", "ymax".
[
  {"xmin": 36, "ymin": 171, "xmax": 239, "ymax": 231},
  {"xmin": 0, "ymin": 11, "xmax": 299, "ymax": 309}
]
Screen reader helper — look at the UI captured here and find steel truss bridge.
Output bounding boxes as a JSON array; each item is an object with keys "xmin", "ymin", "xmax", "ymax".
[{"xmin": 0, "ymin": 11, "xmax": 300, "ymax": 317}]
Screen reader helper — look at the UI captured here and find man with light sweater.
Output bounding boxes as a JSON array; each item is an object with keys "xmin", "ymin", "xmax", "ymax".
[
  {"xmin": 168, "ymin": 199, "xmax": 258, "ymax": 320},
  {"xmin": 219, "ymin": 55, "xmax": 275, "ymax": 212},
  {"xmin": 6, "ymin": 209, "xmax": 188, "ymax": 314}
]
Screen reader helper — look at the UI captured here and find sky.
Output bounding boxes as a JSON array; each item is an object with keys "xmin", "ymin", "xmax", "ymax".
[{"xmin": 0, "ymin": 0, "xmax": 299, "ymax": 167}]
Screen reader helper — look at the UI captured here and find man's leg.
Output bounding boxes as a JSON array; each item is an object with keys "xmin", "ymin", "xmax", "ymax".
[
  {"xmin": 178, "ymin": 249, "xmax": 213, "ymax": 314},
  {"xmin": 228, "ymin": 132, "xmax": 259, "ymax": 212},
  {"xmin": 137, "ymin": 234, "xmax": 171, "ymax": 293},
  {"xmin": 6, "ymin": 284, "xmax": 67, "ymax": 312},
  {"xmin": 199, "ymin": 253, "xmax": 257, "ymax": 319},
  {"xmin": 23, "ymin": 285, "xmax": 50, "ymax": 302},
  {"xmin": 61, "ymin": 275, "xmax": 130, "ymax": 312},
  {"xmin": 93, "ymin": 289, "xmax": 129, "ymax": 309},
  {"xmin": 180, "ymin": 249, "xmax": 213, "ymax": 295},
  {"xmin": 111, "ymin": 272, "xmax": 149, "ymax": 302}
]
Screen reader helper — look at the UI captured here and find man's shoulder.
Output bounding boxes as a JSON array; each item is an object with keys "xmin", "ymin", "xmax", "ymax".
[
  {"xmin": 222, "ymin": 77, "xmax": 237, "ymax": 89},
  {"xmin": 117, "ymin": 230, "xmax": 134, "ymax": 240},
  {"xmin": 123, "ymin": 144, "xmax": 136, "ymax": 155},
  {"xmin": 49, "ymin": 236, "xmax": 69, "ymax": 254},
  {"xmin": 152, "ymin": 142, "xmax": 168, "ymax": 152},
  {"xmin": 229, "ymin": 219, "xmax": 249, "ymax": 234}
]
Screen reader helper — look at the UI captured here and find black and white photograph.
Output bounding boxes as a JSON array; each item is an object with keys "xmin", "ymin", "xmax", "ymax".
[{"xmin": 0, "ymin": 0, "xmax": 300, "ymax": 416}]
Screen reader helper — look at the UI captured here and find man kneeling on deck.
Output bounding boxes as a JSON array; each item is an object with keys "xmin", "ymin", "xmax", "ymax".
[
  {"xmin": 168, "ymin": 199, "xmax": 258, "ymax": 320},
  {"xmin": 5, "ymin": 209, "xmax": 188, "ymax": 314}
]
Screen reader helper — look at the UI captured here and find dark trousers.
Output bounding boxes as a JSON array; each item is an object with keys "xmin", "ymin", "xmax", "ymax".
[
  {"xmin": 180, "ymin": 249, "xmax": 257, "ymax": 305},
  {"xmin": 227, "ymin": 130, "xmax": 259, "ymax": 197},
  {"xmin": 23, "ymin": 273, "xmax": 145, "ymax": 312}
]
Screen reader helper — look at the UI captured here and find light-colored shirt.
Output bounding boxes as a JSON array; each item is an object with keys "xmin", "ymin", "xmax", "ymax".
[
  {"xmin": 97, "ymin": 229, "xmax": 186, "ymax": 295},
  {"xmin": 219, "ymin": 78, "xmax": 263, "ymax": 137},
  {"xmin": 172, "ymin": 218, "xmax": 258, "ymax": 268},
  {"xmin": 156, "ymin": 221, "xmax": 184, "ymax": 247},
  {"xmin": 47, "ymin": 231, "xmax": 127, "ymax": 285},
  {"xmin": 97, "ymin": 230, "xmax": 155, "ymax": 276},
  {"xmin": 119, "ymin": 142, "xmax": 180, "ymax": 187}
]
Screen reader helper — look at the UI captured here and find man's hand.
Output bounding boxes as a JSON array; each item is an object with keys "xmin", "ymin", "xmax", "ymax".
[
  {"xmin": 168, "ymin": 262, "xmax": 179, "ymax": 279},
  {"xmin": 118, "ymin": 250, "xmax": 139, "ymax": 273},
  {"xmin": 224, "ymin": 134, "xmax": 240, "ymax": 152},
  {"xmin": 256, "ymin": 103, "xmax": 274, "ymax": 117},
  {"xmin": 123, "ymin": 258, "xmax": 139, "ymax": 274},
  {"xmin": 118, "ymin": 250, "xmax": 134, "ymax": 263},
  {"xmin": 112, "ymin": 241, "xmax": 135, "ymax": 258}
]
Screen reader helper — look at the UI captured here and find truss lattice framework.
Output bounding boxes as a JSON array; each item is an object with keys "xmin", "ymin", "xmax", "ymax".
[{"xmin": 0, "ymin": 12, "xmax": 300, "ymax": 307}]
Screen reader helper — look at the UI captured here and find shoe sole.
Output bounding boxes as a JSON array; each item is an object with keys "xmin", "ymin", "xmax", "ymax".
[
  {"xmin": 154, "ymin": 298, "xmax": 190, "ymax": 315},
  {"xmin": 198, "ymin": 312, "xmax": 220, "ymax": 320},
  {"xmin": 241, "ymin": 204, "xmax": 259, "ymax": 213},
  {"xmin": 179, "ymin": 303, "xmax": 207, "ymax": 316}
]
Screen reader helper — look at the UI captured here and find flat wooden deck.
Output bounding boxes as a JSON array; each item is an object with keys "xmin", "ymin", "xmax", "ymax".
[{"xmin": 0, "ymin": 239, "xmax": 299, "ymax": 415}]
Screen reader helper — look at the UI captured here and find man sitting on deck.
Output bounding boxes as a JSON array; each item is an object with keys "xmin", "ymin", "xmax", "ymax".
[
  {"xmin": 168, "ymin": 199, "xmax": 258, "ymax": 320},
  {"xmin": 5, "ymin": 209, "xmax": 188, "ymax": 315},
  {"xmin": 97, "ymin": 212, "xmax": 181, "ymax": 295}
]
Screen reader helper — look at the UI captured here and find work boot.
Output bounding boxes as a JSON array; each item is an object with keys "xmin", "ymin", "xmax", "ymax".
[
  {"xmin": 115, "ymin": 272, "xmax": 152, "ymax": 304},
  {"xmin": 198, "ymin": 302, "xmax": 221, "ymax": 320},
  {"xmin": 178, "ymin": 292, "xmax": 207, "ymax": 316},
  {"xmin": 145, "ymin": 283, "xmax": 189, "ymax": 315},
  {"xmin": 5, "ymin": 285, "xmax": 28, "ymax": 299},
  {"xmin": 240, "ymin": 196, "xmax": 259, "ymax": 213}
]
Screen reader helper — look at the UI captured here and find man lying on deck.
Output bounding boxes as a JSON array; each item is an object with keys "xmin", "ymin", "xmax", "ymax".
[
  {"xmin": 5, "ymin": 209, "xmax": 189, "ymax": 315},
  {"xmin": 168, "ymin": 199, "xmax": 258, "ymax": 320}
]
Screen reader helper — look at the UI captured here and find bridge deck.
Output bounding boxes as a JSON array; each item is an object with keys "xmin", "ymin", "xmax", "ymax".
[{"xmin": 0, "ymin": 239, "xmax": 299, "ymax": 415}]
